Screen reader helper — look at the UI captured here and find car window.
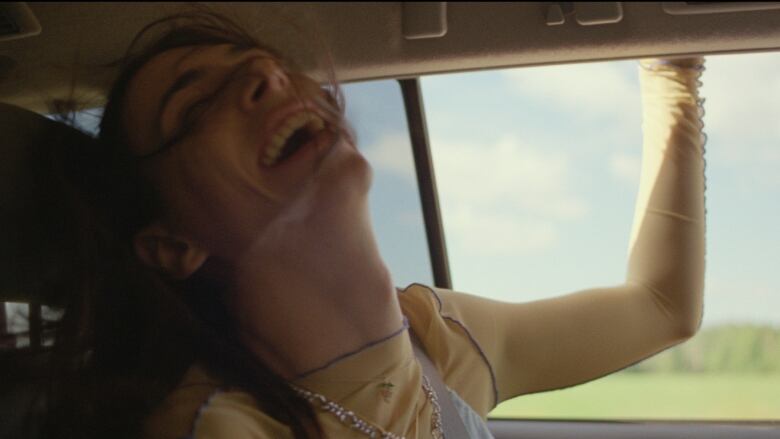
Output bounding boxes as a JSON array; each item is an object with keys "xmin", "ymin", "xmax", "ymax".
[{"xmin": 419, "ymin": 53, "xmax": 780, "ymax": 420}]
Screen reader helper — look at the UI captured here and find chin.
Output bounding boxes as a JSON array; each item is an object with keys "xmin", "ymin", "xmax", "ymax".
[
  {"xmin": 302, "ymin": 153, "xmax": 369, "ymax": 223},
  {"xmin": 319, "ymin": 136, "xmax": 374, "ymax": 195},
  {"xmin": 346, "ymin": 148, "xmax": 373, "ymax": 190}
]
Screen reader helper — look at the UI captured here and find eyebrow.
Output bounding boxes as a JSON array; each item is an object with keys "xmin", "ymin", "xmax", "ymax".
[{"xmin": 155, "ymin": 68, "xmax": 206, "ymax": 137}]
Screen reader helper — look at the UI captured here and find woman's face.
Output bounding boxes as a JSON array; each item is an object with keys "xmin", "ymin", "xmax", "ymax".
[{"xmin": 122, "ymin": 43, "xmax": 369, "ymax": 260}]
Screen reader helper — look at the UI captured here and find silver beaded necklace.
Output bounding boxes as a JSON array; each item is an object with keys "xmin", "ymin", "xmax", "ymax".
[{"xmin": 290, "ymin": 375, "xmax": 445, "ymax": 439}]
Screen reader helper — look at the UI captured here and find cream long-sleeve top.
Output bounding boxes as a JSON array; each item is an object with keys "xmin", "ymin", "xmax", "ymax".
[{"xmin": 144, "ymin": 59, "xmax": 706, "ymax": 439}]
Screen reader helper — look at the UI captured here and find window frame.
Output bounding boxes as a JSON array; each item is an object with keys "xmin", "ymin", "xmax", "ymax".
[{"xmin": 398, "ymin": 78, "xmax": 451, "ymax": 289}]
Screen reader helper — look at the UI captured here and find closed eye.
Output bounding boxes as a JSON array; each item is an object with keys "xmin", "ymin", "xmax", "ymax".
[
  {"xmin": 156, "ymin": 49, "xmax": 286, "ymax": 154},
  {"xmin": 172, "ymin": 54, "xmax": 277, "ymax": 139},
  {"xmin": 179, "ymin": 97, "xmax": 213, "ymax": 134}
]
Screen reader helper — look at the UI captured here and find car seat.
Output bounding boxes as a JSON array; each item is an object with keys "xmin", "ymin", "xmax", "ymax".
[{"xmin": 0, "ymin": 101, "xmax": 95, "ymax": 438}]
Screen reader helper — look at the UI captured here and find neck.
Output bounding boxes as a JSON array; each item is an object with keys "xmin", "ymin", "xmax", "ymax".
[{"xmin": 228, "ymin": 196, "xmax": 404, "ymax": 380}]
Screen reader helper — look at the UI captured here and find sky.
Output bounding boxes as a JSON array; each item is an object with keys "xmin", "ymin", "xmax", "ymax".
[{"xmin": 347, "ymin": 52, "xmax": 780, "ymax": 329}]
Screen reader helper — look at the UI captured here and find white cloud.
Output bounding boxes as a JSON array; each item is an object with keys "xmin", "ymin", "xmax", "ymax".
[
  {"xmin": 501, "ymin": 53, "xmax": 780, "ymax": 188},
  {"xmin": 445, "ymin": 206, "xmax": 558, "ymax": 256},
  {"xmin": 433, "ymin": 135, "xmax": 588, "ymax": 220},
  {"xmin": 698, "ymin": 54, "xmax": 780, "ymax": 170},
  {"xmin": 363, "ymin": 132, "xmax": 589, "ymax": 222},
  {"xmin": 361, "ymin": 125, "xmax": 589, "ymax": 256},
  {"xmin": 502, "ymin": 61, "xmax": 640, "ymax": 123},
  {"xmin": 361, "ymin": 132, "xmax": 416, "ymax": 180},
  {"xmin": 431, "ymin": 135, "xmax": 588, "ymax": 255},
  {"xmin": 610, "ymin": 152, "xmax": 641, "ymax": 185}
]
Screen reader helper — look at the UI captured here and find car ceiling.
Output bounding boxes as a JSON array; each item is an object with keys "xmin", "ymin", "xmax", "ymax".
[{"xmin": 2, "ymin": 2, "xmax": 780, "ymax": 113}]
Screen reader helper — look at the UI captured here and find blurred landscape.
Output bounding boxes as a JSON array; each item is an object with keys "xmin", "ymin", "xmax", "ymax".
[
  {"xmin": 491, "ymin": 324, "xmax": 780, "ymax": 420},
  {"xmin": 625, "ymin": 324, "xmax": 780, "ymax": 374}
]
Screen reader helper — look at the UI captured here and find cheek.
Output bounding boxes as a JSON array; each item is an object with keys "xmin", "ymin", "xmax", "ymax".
[{"xmin": 155, "ymin": 140, "xmax": 279, "ymax": 257}]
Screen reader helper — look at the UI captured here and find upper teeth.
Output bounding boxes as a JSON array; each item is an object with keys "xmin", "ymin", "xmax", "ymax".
[{"xmin": 263, "ymin": 112, "xmax": 325, "ymax": 166}]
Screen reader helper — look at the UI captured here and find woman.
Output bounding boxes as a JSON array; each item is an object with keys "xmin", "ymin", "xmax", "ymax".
[{"xmin": 40, "ymin": 10, "xmax": 706, "ymax": 439}]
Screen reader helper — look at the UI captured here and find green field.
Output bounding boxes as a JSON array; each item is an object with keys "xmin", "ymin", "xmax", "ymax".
[{"xmin": 489, "ymin": 373, "xmax": 780, "ymax": 420}]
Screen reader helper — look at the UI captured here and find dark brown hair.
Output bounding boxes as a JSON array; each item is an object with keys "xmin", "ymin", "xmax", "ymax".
[{"xmin": 31, "ymin": 7, "xmax": 353, "ymax": 439}]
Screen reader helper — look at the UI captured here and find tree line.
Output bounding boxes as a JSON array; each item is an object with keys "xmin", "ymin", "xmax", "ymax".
[{"xmin": 625, "ymin": 324, "xmax": 780, "ymax": 373}]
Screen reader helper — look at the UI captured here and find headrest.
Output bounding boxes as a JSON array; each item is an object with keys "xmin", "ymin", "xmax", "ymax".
[{"xmin": 0, "ymin": 102, "xmax": 97, "ymax": 304}]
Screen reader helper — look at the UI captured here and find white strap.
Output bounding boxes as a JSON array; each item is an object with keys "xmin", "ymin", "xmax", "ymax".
[{"xmin": 410, "ymin": 331, "xmax": 471, "ymax": 439}]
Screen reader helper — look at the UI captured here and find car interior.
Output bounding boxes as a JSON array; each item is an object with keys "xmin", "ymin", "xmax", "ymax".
[{"xmin": 1, "ymin": 2, "xmax": 780, "ymax": 438}]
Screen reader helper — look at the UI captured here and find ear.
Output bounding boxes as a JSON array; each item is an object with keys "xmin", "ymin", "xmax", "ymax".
[{"xmin": 133, "ymin": 222, "xmax": 209, "ymax": 280}]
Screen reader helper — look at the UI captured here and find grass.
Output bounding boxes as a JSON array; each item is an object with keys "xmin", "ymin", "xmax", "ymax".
[{"xmin": 488, "ymin": 373, "xmax": 780, "ymax": 420}]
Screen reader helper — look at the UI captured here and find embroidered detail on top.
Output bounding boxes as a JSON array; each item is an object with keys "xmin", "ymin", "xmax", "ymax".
[{"xmin": 378, "ymin": 379, "xmax": 395, "ymax": 403}]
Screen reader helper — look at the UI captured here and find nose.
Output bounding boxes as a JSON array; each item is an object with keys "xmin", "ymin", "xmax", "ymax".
[{"xmin": 241, "ymin": 57, "xmax": 290, "ymax": 111}]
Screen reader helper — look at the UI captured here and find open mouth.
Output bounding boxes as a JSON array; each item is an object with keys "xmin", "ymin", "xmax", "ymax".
[{"xmin": 261, "ymin": 111, "xmax": 327, "ymax": 168}]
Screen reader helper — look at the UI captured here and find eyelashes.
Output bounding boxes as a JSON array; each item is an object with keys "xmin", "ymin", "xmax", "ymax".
[
  {"xmin": 171, "ymin": 68, "xmax": 239, "ymax": 141},
  {"xmin": 179, "ymin": 96, "xmax": 215, "ymax": 135}
]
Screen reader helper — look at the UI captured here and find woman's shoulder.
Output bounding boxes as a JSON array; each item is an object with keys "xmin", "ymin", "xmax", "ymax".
[
  {"xmin": 144, "ymin": 364, "xmax": 290, "ymax": 439},
  {"xmin": 397, "ymin": 283, "xmax": 499, "ymax": 415},
  {"xmin": 185, "ymin": 389, "xmax": 291, "ymax": 439},
  {"xmin": 396, "ymin": 282, "xmax": 485, "ymax": 344},
  {"xmin": 396, "ymin": 282, "xmax": 439, "ymax": 323}
]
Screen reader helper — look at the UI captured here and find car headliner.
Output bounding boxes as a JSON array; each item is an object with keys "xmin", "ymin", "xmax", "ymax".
[{"xmin": 1, "ymin": 2, "xmax": 780, "ymax": 112}]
